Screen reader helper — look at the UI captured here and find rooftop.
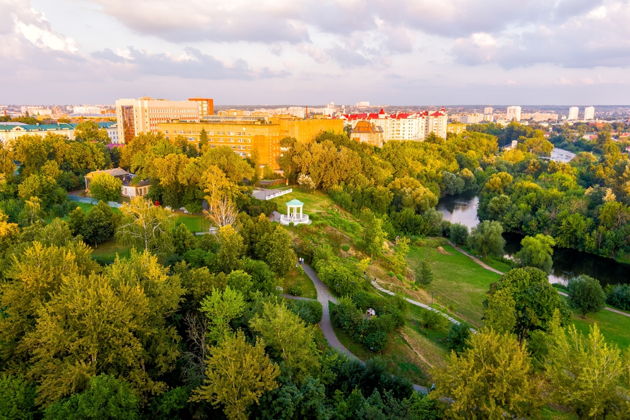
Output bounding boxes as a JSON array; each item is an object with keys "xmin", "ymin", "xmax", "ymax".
[{"xmin": 286, "ymin": 199, "xmax": 304, "ymax": 206}]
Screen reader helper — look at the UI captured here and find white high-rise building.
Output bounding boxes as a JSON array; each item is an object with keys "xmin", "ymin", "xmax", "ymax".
[
  {"xmin": 506, "ymin": 106, "xmax": 522, "ymax": 122},
  {"xmin": 584, "ymin": 106, "xmax": 595, "ymax": 120},
  {"xmin": 568, "ymin": 106, "xmax": 579, "ymax": 121},
  {"xmin": 115, "ymin": 97, "xmax": 212, "ymax": 144}
]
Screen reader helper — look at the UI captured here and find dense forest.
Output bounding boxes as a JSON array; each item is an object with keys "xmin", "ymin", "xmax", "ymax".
[{"xmin": 1, "ymin": 121, "xmax": 629, "ymax": 418}]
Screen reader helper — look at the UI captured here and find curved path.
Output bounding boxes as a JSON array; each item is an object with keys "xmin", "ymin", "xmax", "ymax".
[
  {"xmin": 447, "ymin": 241, "xmax": 630, "ymax": 319},
  {"xmin": 294, "ymin": 263, "xmax": 428, "ymax": 394}
]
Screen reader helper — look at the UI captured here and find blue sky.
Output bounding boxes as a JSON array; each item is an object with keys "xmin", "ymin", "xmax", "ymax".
[{"xmin": 2, "ymin": 0, "xmax": 630, "ymax": 105}]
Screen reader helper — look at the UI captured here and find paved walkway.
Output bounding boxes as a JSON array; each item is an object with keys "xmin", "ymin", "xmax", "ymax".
[
  {"xmin": 296, "ymin": 263, "xmax": 428, "ymax": 394},
  {"xmin": 447, "ymin": 241, "xmax": 630, "ymax": 319}
]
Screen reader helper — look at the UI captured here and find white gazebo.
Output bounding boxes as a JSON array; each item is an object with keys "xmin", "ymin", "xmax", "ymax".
[{"xmin": 280, "ymin": 199, "xmax": 310, "ymax": 225}]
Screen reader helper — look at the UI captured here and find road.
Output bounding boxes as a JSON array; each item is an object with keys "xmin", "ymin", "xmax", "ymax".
[{"xmin": 295, "ymin": 263, "xmax": 428, "ymax": 394}]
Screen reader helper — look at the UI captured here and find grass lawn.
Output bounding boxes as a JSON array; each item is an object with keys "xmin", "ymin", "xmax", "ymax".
[
  {"xmin": 571, "ymin": 309, "xmax": 630, "ymax": 348},
  {"xmin": 408, "ymin": 242, "xmax": 501, "ymax": 327},
  {"xmin": 91, "ymin": 240, "xmax": 131, "ymax": 264},
  {"xmin": 280, "ymin": 266, "xmax": 317, "ymax": 299},
  {"xmin": 174, "ymin": 214, "xmax": 210, "ymax": 233}
]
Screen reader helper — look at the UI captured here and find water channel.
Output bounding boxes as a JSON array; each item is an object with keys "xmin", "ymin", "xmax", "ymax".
[{"xmin": 437, "ymin": 194, "xmax": 630, "ymax": 286}]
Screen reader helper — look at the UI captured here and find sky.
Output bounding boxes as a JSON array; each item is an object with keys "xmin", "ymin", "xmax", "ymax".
[{"xmin": 2, "ymin": 0, "xmax": 630, "ymax": 105}]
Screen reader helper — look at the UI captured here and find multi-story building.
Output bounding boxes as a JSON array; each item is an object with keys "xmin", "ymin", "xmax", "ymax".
[
  {"xmin": 106, "ymin": 123, "xmax": 119, "ymax": 143},
  {"xmin": 157, "ymin": 117, "xmax": 343, "ymax": 170},
  {"xmin": 0, "ymin": 122, "xmax": 114, "ymax": 143},
  {"xmin": 483, "ymin": 107, "xmax": 494, "ymax": 122},
  {"xmin": 568, "ymin": 106, "xmax": 579, "ymax": 121},
  {"xmin": 506, "ymin": 106, "xmax": 522, "ymax": 122},
  {"xmin": 350, "ymin": 121, "xmax": 383, "ymax": 147},
  {"xmin": 115, "ymin": 97, "xmax": 214, "ymax": 144},
  {"xmin": 584, "ymin": 106, "xmax": 595, "ymax": 120},
  {"xmin": 342, "ymin": 108, "xmax": 448, "ymax": 142}
]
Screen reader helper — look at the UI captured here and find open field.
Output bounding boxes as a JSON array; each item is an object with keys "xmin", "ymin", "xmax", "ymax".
[{"xmin": 281, "ymin": 266, "xmax": 317, "ymax": 299}]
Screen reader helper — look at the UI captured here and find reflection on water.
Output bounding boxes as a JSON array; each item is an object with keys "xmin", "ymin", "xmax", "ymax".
[
  {"xmin": 437, "ymin": 194, "xmax": 479, "ymax": 229},
  {"xmin": 438, "ymin": 194, "xmax": 630, "ymax": 286}
]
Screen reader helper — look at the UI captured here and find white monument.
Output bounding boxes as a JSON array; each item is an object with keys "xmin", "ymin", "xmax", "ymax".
[{"xmin": 280, "ymin": 199, "xmax": 310, "ymax": 225}]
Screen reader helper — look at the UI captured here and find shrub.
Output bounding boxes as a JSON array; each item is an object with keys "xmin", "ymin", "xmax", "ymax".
[
  {"xmin": 445, "ymin": 322, "xmax": 471, "ymax": 353},
  {"xmin": 418, "ymin": 310, "xmax": 448, "ymax": 331},
  {"xmin": 287, "ymin": 300, "xmax": 322, "ymax": 324},
  {"xmin": 340, "ymin": 244, "xmax": 350, "ymax": 251},
  {"xmin": 286, "ymin": 284, "xmax": 303, "ymax": 297},
  {"xmin": 449, "ymin": 223, "xmax": 469, "ymax": 246},
  {"xmin": 606, "ymin": 284, "xmax": 630, "ymax": 311},
  {"xmin": 567, "ymin": 275, "xmax": 606, "ymax": 315}
]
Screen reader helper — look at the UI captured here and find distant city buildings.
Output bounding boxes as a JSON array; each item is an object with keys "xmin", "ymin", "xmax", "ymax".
[
  {"xmin": 0, "ymin": 122, "xmax": 114, "ymax": 143},
  {"xmin": 568, "ymin": 106, "xmax": 579, "ymax": 121},
  {"xmin": 483, "ymin": 107, "xmax": 494, "ymax": 122},
  {"xmin": 343, "ymin": 108, "xmax": 448, "ymax": 142},
  {"xmin": 355, "ymin": 101, "xmax": 370, "ymax": 108},
  {"xmin": 114, "ymin": 97, "xmax": 214, "ymax": 144},
  {"xmin": 506, "ymin": 106, "xmax": 522, "ymax": 122},
  {"xmin": 584, "ymin": 106, "xmax": 595, "ymax": 120}
]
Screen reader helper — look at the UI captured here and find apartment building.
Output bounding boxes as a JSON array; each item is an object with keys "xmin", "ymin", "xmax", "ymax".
[
  {"xmin": 115, "ymin": 97, "xmax": 214, "ymax": 144},
  {"xmin": 343, "ymin": 108, "xmax": 448, "ymax": 142}
]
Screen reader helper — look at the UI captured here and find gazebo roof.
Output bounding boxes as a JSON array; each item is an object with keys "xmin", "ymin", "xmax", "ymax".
[{"xmin": 286, "ymin": 199, "xmax": 304, "ymax": 206}]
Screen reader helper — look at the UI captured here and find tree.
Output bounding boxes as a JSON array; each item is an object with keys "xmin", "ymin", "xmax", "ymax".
[
  {"xmin": 448, "ymin": 223, "xmax": 468, "ymax": 246},
  {"xmin": 445, "ymin": 323, "xmax": 471, "ymax": 354},
  {"xmin": 191, "ymin": 331, "xmax": 280, "ymax": 420},
  {"xmin": 250, "ymin": 302, "xmax": 320, "ymax": 382},
  {"xmin": 115, "ymin": 197, "xmax": 175, "ymax": 258},
  {"xmin": 392, "ymin": 236, "xmax": 410, "ymax": 275},
  {"xmin": 361, "ymin": 209, "xmax": 386, "ymax": 257},
  {"xmin": 567, "ymin": 275, "xmax": 606, "ymax": 315},
  {"xmin": 88, "ymin": 172, "xmax": 122, "ymax": 202},
  {"xmin": 515, "ymin": 234, "xmax": 555, "ymax": 273},
  {"xmin": 545, "ymin": 322, "xmax": 630, "ymax": 418},
  {"xmin": 200, "ymin": 287, "xmax": 246, "ymax": 343},
  {"xmin": 431, "ymin": 329, "xmax": 542, "ymax": 419},
  {"xmin": 199, "ymin": 128, "xmax": 209, "ymax": 151},
  {"xmin": 81, "ymin": 201, "xmax": 117, "ymax": 245},
  {"xmin": 74, "ymin": 121, "xmax": 111, "ymax": 144},
  {"xmin": 0, "ymin": 374, "xmax": 37, "ymax": 420},
  {"xmin": 414, "ymin": 261, "xmax": 433, "ymax": 286},
  {"xmin": 216, "ymin": 225, "xmax": 245, "ymax": 273},
  {"xmin": 485, "ymin": 267, "xmax": 570, "ymax": 339},
  {"xmin": 44, "ymin": 375, "xmax": 139, "ymax": 420},
  {"xmin": 22, "ymin": 251, "xmax": 182, "ymax": 405},
  {"xmin": 483, "ymin": 287, "xmax": 516, "ymax": 333},
  {"xmin": 468, "ymin": 220, "xmax": 505, "ymax": 258},
  {"xmin": 259, "ymin": 228, "xmax": 296, "ymax": 276}
]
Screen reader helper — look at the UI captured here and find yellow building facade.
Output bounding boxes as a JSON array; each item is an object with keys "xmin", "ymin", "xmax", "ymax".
[{"xmin": 157, "ymin": 117, "xmax": 343, "ymax": 170}]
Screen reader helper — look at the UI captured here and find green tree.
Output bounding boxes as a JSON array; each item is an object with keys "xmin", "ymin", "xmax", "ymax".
[
  {"xmin": 431, "ymin": 329, "xmax": 542, "ymax": 419},
  {"xmin": 217, "ymin": 224, "xmax": 245, "ymax": 273},
  {"xmin": 448, "ymin": 223, "xmax": 468, "ymax": 246},
  {"xmin": 115, "ymin": 197, "xmax": 175, "ymax": 258},
  {"xmin": 200, "ymin": 287, "xmax": 246, "ymax": 343},
  {"xmin": 515, "ymin": 234, "xmax": 555, "ymax": 273},
  {"xmin": 392, "ymin": 236, "xmax": 410, "ymax": 275},
  {"xmin": 485, "ymin": 267, "xmax": 570, "ymax": 339},
  {"xmin": 199, "ymin": 128, "xmax": 209, "ymax": 151},
  {"xmin": 82, "ymin": 201, "xmax": 117, "ymax": 245},
  {"xmin": 250, "ymin": 302, "xmax": 320, "ymax": 382},
  {"xmin": 74, "ymin": 121, "xmax": 111, "ymax": 144},
  {"xmin": 567, "ymin": 275, "xmax": 606, "ymax": 315},
  {"xmin": 88, "ymin": 172, "xmax": 122, "ymax": 202},
  {"xmin": 468, "ymin": 220, "xmax": 505, "ymax": 258},
  {"xmin": 260, "ymin": 228, "xmax": 296, "ymax": 276},
  {"xmin": 191, "ymin": 331, "xmax": 280, "ymax": 420},
  {"xmin": 483, "ymin": 287, "xmax": 517, "ymax": 333},
  {"xmin": 445, "ymin": 323, "xmax": 471, "ymax": 354},
  {"xmin": 0, "ymin": 374, "xmax": 37, "ymax": 420},
  {"xmin": 361, "ymin": 209, "xmax": 387, "ymax": 257},
  {"xmin": 545, "ymin": 322, "xmax": 630, "ymax": 418},
  {"xmin": 414, "ymin": 260, "xmax": 433, "ymax": 286},
  {"xmin": 44, "ymin": 375, "xmax": 139, "ymax": 420}
]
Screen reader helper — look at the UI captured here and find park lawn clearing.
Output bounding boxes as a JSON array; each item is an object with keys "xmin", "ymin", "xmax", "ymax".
[
  {"xmin": 408, "ymin": 242, "xmax": 501, "ymax": 327},
  {"xmin": 91, "ymin": 240, "xmax": 131, "ymax": 264},
  {"xmin": 571, "ymin": 309, "xmax": 630, "ymax": 348},
  {"xmin": 281, "ymin": 266, "xmax": 317, "ymax": 299},
  {"xmin": 174, "ymin": 214, "xmax": 210, "ymax": 233}
]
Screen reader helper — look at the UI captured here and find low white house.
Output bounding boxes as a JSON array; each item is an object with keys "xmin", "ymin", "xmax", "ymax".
[{"xmin": 84, "ymin": 168, "xmax": 151, "ymax": 198}]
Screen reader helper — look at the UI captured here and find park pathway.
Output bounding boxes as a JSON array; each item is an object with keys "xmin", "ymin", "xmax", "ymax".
[
  {"xmin": 294, "ymin": 263, "xmax": 428, "ymax": 394},
  {"xmin": 447, "ymin": 241, "xmax": 630, "ymax": 319}
]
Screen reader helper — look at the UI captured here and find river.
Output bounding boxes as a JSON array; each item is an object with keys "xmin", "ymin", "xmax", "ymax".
[{"xmin": 437, "ymin": 194, "xmax": 630, "ymax": 286}]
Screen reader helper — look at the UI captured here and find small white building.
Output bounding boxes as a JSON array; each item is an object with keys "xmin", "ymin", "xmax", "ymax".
[
  {"xmin": 280, "ymin": 199, "xmax": 310, "ymax": 225},
  {"xmin": 84, "ymin": 168, "xmax": 151, "ymax": 198}
]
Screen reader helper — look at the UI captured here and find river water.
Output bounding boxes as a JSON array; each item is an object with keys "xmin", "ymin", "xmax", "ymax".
[{"xmin": 437, "ymin": 194, "xmax": 630, "ymax": 286}]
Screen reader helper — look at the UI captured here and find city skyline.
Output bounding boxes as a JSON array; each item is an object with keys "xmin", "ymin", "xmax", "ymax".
[{"xmin": 2, "ymin": 0, "xmax": 630, "ymax": 104}]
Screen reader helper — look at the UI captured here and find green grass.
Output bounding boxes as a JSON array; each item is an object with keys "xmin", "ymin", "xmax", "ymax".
[
  {"xmin": 91, "ymin": 240, "xmax": 131, "ymax": 264},
  {"xmin": 571, "ymin": 309, "xmax": 630, "ymax": 348},
  {"xmin": 174, "ymin": 214, "xmax": 210, "ymax": 233},
  {"xmin": 281, "ymin": 266, "xmax": 317, "ymax": 299},
  {"xmin": 409, "ymin": 243, "xmax": 501, "ymax": 327}
]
